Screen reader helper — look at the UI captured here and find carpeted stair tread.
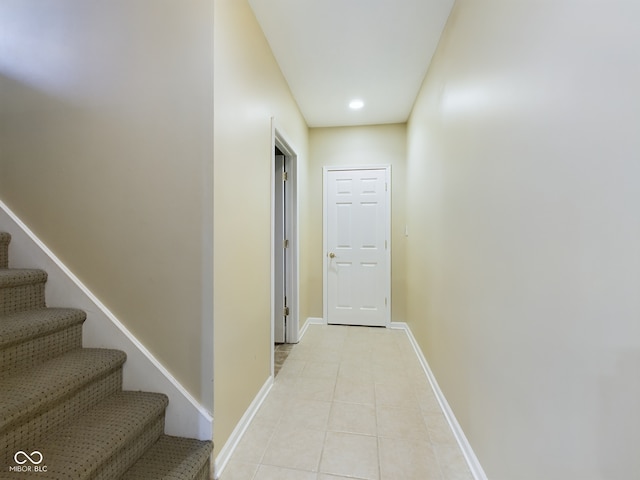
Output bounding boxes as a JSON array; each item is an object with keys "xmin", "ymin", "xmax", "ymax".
[
  {"xmin": 0, "ymin": 307, "xmax": 86, "ymax": 349},
  {"xmin": 121, "ymin": 435, "xmax": 213, "ymax": 480},
  {"xmin": 0, "ymin": 268, "xmax": 48, "ymax": 288},
  {"xmin": 0, "ymin": 348, "xmax": 126, "ymax": 433},
  {"xmin": 32, "ymin": 391, "xmax": 169, "ymax": 480}
]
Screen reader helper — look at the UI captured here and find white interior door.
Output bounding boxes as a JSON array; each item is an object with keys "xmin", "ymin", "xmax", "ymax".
[
  {"xmin": 325, "ymin": 167, "xmax": 390, "ymax": 327},
  {"xmin": 274, "ymin": 153, "xmax": 286, "ymax": 342}
]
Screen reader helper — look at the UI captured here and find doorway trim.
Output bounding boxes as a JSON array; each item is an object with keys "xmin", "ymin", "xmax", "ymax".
[
  {"xmin": 270, "ymin": 119, "xmax": 300, "ymax": 373},
  {"xmin": 322, "ymin": 165, "xmax": 392, "ymax": 326}
]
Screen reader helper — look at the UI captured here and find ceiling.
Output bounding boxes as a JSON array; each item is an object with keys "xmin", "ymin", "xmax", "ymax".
[{"xmin": 248, "ymin": 0, "xmax": 455, "ymax": 128}]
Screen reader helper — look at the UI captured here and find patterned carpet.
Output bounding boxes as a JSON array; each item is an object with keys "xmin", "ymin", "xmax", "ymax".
[{"xmin": 0, "ymin": 231, "xmax": 212, "ymax": 479}]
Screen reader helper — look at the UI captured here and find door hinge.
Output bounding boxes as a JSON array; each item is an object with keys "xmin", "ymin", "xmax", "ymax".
[
  {"xmin": 283, "ymin": 239, "xmax": 289, "ymax": 249},
  {"xmin": 385, "ymin": 182, "xmax": 388, "ymax": 191},
  {"xmin": 282, "ymin": 171, "xmax": 288, "ymax": 182},
  {"xmin": 385, "ymin": 297, "xmax": 388, "ymax": 306},
  {"xmin": 385, "ymin": 240, "xmax": 387, "ymax": 249},
  {"xmin": 283, "ymin": 306, "xmax": 290, "ymax": 316}
]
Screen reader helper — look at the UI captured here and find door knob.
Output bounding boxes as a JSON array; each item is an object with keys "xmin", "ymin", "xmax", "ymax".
[{"xmin": 328, "ymin": 252, "xmax": 336, "ymax": 258}]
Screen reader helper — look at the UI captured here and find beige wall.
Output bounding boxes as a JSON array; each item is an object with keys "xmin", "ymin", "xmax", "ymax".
[
  {"xmin": 406, "ymin": 1, "xmax": 640, "ymax": 479},
  {"xmin": 0, "ymin": 0, "xmax": 213, "ymax": 406},
  {"xmin": 307, "ymin": 125, "xmax": 407, "ymax": 322},
  {"xmin": 213, "ymin": 0, "xmax": 309, "ymax": 450}
]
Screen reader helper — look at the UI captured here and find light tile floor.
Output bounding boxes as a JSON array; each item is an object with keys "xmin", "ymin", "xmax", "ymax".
[{"xmin": 219, "ymin": 324, "xmax": 474, "ymax": 480}]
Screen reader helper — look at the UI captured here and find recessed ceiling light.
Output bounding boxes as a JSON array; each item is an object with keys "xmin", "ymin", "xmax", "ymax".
[{"xmin": 349, "ymin": 99, "xmax": 364, "ymax": 110}]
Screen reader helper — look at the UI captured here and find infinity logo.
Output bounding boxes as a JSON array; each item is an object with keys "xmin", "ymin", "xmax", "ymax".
[{"xmin": 14, "ymin": 451, "xmax": 43, "ymax": 465}]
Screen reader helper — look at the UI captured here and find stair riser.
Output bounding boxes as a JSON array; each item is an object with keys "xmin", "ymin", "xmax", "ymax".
[
  {"xmin": 0, "ymin": 283, "xmax": 46, "ymax": 315},
  {"xmin": 93, "ymin": 415, "xmax": 165, "ymax": 480},
  {"xmin": 1, "ymin": 369, "xmax": 123, "ymax": 455},
  {"xmin": 195, "ymin": 461, "xmax": 211, "ymax": 480},
  {"xmin": 120, "ymin": 436, "xmax": 214, "ymax": 480},
  {"xmin": 0, "ymin": 324, "xmax": 83, "ymax": 378},
  {"xmin": 0, "ymin": 232, "xmax": 9, "ymax": 268}
]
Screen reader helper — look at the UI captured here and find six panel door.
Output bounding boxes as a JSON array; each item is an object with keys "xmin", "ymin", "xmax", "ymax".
[{"xmin": 326, "ymin": 168, "xmax": 388, "ymax": 327}]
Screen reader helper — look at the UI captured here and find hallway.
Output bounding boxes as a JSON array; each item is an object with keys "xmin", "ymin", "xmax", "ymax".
[{"xmin": 219, "ymin": 324, "xmax": 473, "ymax": 480}]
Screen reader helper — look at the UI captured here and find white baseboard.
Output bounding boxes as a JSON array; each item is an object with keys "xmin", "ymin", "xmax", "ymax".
[
  {"xmin": 213, "ymin": 377, "xmax": 274, "ymax": 480},
  {"xmin": 300, "ymin": 317, "xmax": 325, "ymax": 339},
  {"xmin": 0, "ymin": 200, "xmax": 213, "ymax": 440},
  {"xmin": 389, "ymin": 322, "xmax": 488, "ymax": 480}
]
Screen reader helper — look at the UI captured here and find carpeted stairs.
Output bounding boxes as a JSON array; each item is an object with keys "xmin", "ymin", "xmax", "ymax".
[{"xmin": 0, "ymin": 232, "xmax": 212, "ymax": 479}]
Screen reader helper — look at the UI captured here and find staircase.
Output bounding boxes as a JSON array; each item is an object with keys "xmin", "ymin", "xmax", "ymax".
[{"xmin": 0, "ymin": 232, "xmax": 212, "ymax": 479}]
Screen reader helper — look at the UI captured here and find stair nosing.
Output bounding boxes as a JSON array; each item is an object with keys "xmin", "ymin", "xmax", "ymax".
[
  {"xmin": 0, "ymin": 307, "xmax": 86, "ymax": 348},
  {"xmin": 0, "ymin": 268, "xmax": 48, "ymax": 288}
]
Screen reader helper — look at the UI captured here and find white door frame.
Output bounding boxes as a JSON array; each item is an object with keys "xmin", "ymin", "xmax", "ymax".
[
  {"xmin": 322, "ymin": 165, "xmax": 392, "ymax": 326},
  {"xmin": 270, "ymin": 119, "xmax": 300, "ymax": 371}
]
